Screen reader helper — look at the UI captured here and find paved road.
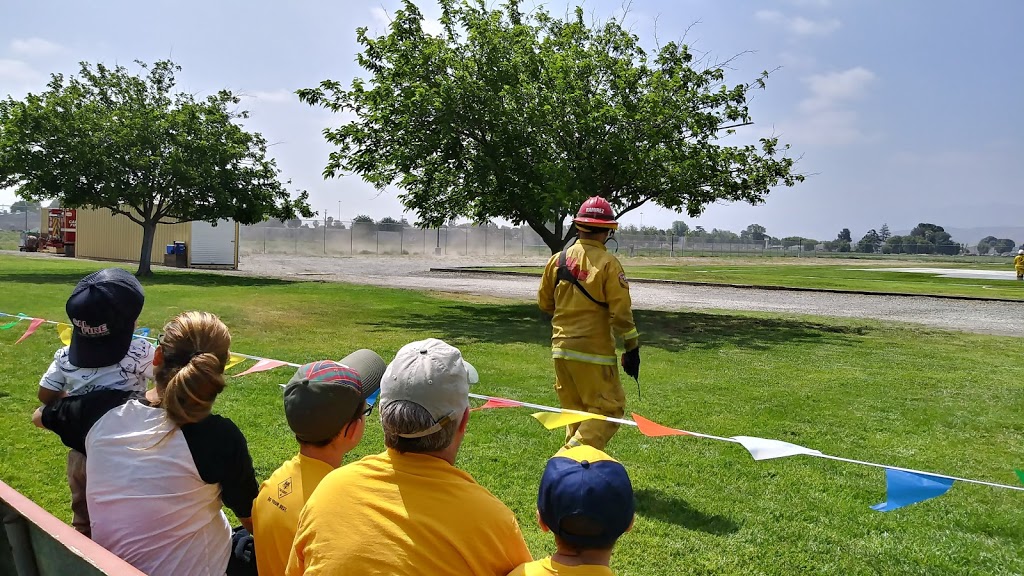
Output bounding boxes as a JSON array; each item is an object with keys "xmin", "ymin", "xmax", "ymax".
[{"xmin": 239, "ymin": 254, "xmax": 1024, "ymax": 337}]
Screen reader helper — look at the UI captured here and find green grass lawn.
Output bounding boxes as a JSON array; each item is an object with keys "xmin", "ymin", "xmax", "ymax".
[
  {"xmin": 1, "ymin": 255, "xmax": 1023, "ymax": 575},
  {"xmin": 0, "ymin": 230, "xmax": 21, "ymax": 250},
  {"xmin": 483, "ymin": 261, "xmax": 1024, "ymax": 300}
]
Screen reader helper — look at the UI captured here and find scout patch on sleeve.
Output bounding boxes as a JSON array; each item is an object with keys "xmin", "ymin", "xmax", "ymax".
[{"xmin": 618, "ymin": 271, "xmax": 628, "ymax": 287}]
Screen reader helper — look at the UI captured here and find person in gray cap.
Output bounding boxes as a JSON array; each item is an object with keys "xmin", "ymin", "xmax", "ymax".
[
  {"xmin": 286, "ymin": 338, "xmax": 532, "ymax": 576},
  {"xmin": 251, "ymin": 349, "xmax": 386, "ymax": 576}
]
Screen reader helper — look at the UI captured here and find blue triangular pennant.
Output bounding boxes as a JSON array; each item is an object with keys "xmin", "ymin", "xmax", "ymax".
[{"xmin": 871, "ymin": 469, "xmax": 954, "ymax": 512}]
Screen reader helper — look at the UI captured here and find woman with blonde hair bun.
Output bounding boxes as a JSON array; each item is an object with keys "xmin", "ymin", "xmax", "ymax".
[{"xmin": 35, "ymin": 311, "xmax": 258, "ymax": 576}]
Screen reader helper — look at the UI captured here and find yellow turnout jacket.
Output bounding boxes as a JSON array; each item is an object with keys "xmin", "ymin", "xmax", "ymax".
[{"xmin": 538, "ymin": 239, "xmax": 639, "ymax": 365}]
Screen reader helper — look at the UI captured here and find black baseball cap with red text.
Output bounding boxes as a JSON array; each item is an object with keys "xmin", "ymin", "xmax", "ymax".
[{"xmin": 66, "ymin": 268, "xmax": 145, "ymax": 368}]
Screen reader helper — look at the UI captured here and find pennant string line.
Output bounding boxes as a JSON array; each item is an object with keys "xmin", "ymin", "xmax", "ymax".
[
  {"xmin": 810, "ymin": 454, "xmax": 1022, "ymax": 491},
  {"xmin": 0, "ymin": 312, "xmax": 300, "ymax": 367},
  {"xmin": 6, "ymin": 311, "xmax": 1023, "ymax": 494},
  {"xmin": 467, "ymin": 392, "xmax": 736, "ymax": 443}
]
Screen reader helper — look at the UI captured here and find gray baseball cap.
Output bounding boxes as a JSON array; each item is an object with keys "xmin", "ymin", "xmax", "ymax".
[{"xmin": 379, "ymin": 338, "xmax": 479, "ymax": 438}]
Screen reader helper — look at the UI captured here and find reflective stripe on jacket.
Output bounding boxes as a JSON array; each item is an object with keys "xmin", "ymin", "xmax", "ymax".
[{"xmin": 538, "ymin": 239, "xmax": 638, "ymax": 364}]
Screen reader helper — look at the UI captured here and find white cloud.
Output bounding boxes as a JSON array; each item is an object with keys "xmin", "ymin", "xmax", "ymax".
[
  {"xmin": 9, "ymin": 37, "xmax": 63, "ymax": 57},
  {"xmin": 421, "ymin": 18, "xmax": 444, "ymax": 36},
  {"xmin": 800, "ymin": 67, "xmax": 875, "ymax": 112},
  {"xmin": 370, "ymin": 6, "xmax": 442, "ymax": 35},
  {"xmin": 756, "ymin": 10, "xmax": 841, "ymax": 36},
  {"xmin": 781, "ymin": 67, "xmax": 876, "ymax": 146},
  {"xmin": 246, "ymin": 90, "xmax": 295, "ymax": 104},
  {"xmin": 0, "ymin": 59, "xmax": 44, "ymax": 90}
]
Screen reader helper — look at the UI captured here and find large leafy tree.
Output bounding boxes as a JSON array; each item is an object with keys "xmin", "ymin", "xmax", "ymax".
[
  {"xmin": 298, "ymin": 0, "xmax": 803, "ymax": 253},
  {"xmin": 0, "ymin": 60, "xmax": 312, "ymax": 275}
]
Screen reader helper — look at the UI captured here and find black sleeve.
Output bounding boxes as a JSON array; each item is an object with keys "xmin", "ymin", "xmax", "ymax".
[
  {"xmin": 40, "ymin": 390, "xmax": 138, "ymax": 454},
  {"xmin": 181, "ymin": 415, "xmax": 259, "ymax": 519}
]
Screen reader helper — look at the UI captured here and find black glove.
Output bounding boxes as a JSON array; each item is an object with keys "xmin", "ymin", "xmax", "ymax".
[{"xmin": 621, "ymin": 347, "xmax": 640, "ymax": 381}]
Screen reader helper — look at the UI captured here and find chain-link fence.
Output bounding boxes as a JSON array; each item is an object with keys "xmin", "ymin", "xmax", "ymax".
[
  {"xmin": 239, "ymin": 220, "xmax": 1016, "ymax": 260},
  {"xmin": 0, "ymin": 206, "xmax": 40, "ymax": 232},
  {"xmin": 0, "ymin": 205, "xmax": 41, "ymax": 250},
  {"xmin": 240, "ymin": 222, "xmax": 558, "ymax": 257}
]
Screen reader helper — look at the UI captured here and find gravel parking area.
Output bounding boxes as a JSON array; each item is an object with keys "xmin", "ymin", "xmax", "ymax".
[
  {"xmin": 5, "ymin": 250, "xmax": 1019, "ymax": 336},
  {"xmin": 236, "ymin": 254, "xmax": 1024, "ymax": 337}
]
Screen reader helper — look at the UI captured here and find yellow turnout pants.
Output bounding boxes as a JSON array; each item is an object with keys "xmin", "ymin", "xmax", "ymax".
[{"xmin": 553, "ymin": 358, "xmax": 625, "ymax": 450}]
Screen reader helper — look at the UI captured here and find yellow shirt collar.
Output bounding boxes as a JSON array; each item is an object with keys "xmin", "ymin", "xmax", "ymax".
[{"xmin": 577, "ymin": 239, "xmax": 608, "ymax": 251}]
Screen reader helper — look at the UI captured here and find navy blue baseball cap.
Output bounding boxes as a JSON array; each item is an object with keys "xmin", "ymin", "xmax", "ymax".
[
  {"xmin": 538, "ymin": 445, "xmax": 635, "ymax": 550},
  {"xmin": 66, "ymin": 268, "xmax": 145, "ymax": 368}
]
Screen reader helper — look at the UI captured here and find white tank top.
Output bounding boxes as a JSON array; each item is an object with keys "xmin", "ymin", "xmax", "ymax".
[{"xmin": 86, "ymin": 400, "xmax": 231, "ymax": 576}]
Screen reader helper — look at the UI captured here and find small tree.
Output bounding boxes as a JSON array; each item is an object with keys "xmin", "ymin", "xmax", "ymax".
[
  {"xmin": 9, "ymin": 200, "xmax": 40, "ymax": 213},
  {"xmin": 879, "ymin": 223, "xmax": 891, "ymax": 242},
  {"xmin": 671, "ymin": 220, "xmax": 690, "ymax": 236},
  {"xmin": 992, "ymin": 238, "xmax": 1016, "ymax": 254},
  {"xmin": 742, "ymin": 224, "xmax": 767, "ymax": 243},
  {"xmin": 0, "ymin": 60, "xmax": 311, "ymax": 275},
  {"xmin": 353, "ymin": 214, "xmax": 375, "ymax": 224},
  {"xmin": 857, "ymin": 229, "xmax": 881, "ymax": 253},
  {"xmin": 837, "ymin": 228, "xmax": 852, "ymax": 243},
  {"xmin": 977, "ymin": 235, "xmax": 996, "ymax": 255},
  {"xmin": 687, "ymin": 226, "xmax": 707, "ymax": 238},
  {"xmin": 378, "ymin": 216, "xmax": 402, "ymax": 231}
]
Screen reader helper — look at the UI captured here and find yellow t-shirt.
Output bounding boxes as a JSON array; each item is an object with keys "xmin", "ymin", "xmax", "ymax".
[
  {"xmin": 509, "ymin": 557, "xmax": 615, "ymax": 575},
  {"xmin": 286, "ymin": 449, "xmax": 533, "ymax": 576},
  {"xmin": 253, "ymin": 454, "xmax": 333, "ymax": 576}
]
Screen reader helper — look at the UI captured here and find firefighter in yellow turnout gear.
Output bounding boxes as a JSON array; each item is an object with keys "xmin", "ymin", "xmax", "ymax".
[{"xmin": 538, "ymin": 197, "xmax": 640, "ymax": 451}]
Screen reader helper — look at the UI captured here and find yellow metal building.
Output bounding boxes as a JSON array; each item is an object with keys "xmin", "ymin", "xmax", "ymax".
[{"xmin": 54, "ymin": 208, "xmax": 239, "ymax": 269}]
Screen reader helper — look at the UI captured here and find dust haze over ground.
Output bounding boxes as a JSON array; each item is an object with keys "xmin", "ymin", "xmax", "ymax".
[
  {"xmin": 234, "ymin": 253, "xmax": 1024, "ymax": 337},
  {"xmin": 4, "ymin": 250, "xmax": 1019, "ymax": 336}
]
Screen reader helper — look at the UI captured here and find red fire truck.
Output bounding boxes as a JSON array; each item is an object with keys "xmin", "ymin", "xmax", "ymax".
[{"xmin": 42, "ymin": 208, "xmax": 77, "ymax": 255}]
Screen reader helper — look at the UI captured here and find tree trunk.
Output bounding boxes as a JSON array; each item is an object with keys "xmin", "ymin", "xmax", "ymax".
[
  {"xmin": 137, "ymin": 220, "xmax": 157, "ymax": 277},
  {"xmin": 525, "ymin": 219, "xmax": 567, "ymax": 255}
]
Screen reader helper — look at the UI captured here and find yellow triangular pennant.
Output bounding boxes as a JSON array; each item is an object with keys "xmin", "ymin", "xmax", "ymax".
[
  {"xmin": 57, "ymin": 323, "xmax": 72, "ymax": 346},
  {"xmin": 531, "ymin": 411, "xmax": 605, "ymax": 430},
  {"xmin": 225, "ymin": 354, "xmax": 246, "ymax": 371}
]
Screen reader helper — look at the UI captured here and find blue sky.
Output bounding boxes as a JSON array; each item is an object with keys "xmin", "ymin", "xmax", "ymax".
[{"xmin": 2, "ymin": 0, "xmax": 1021, "ymax": 241}]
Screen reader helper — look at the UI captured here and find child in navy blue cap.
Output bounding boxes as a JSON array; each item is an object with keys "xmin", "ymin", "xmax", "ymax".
[
  {"xmin": 509, "ymin": 445, "xmax": 635, "ymax": 576},
  {"xmin": 33, "ymin": 267, "xmax": 154, "ymax": 537}
]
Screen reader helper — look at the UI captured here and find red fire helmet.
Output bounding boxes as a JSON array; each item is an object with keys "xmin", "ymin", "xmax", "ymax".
[{"xmin": 573, "ymin": 196, "xmax": 618, "ymax": 230}]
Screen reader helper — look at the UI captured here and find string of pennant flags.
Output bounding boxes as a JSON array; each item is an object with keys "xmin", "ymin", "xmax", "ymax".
[{"xmin": 4, "ymin": 310, "xmax": 1024, "ymax": 512}]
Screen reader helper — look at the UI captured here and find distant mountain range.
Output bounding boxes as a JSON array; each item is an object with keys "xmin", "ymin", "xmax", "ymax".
[{"xmin": 894, "ymin": 226, "xmax": 1024, "ymax": 246}]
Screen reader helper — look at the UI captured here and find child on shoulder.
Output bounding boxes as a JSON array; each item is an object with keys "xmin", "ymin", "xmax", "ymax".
[{"xmin": 34, "ymin": 268, "xmax": 153, "ymax": 536}]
